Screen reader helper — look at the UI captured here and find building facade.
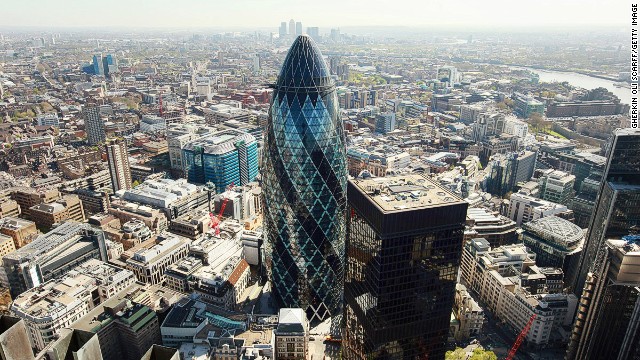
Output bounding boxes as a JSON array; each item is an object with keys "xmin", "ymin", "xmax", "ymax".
[
  {"xmin": 343, "ymin": 175, "xmax": 467, "ymax": 359},
  {"xmin": 263, "ymin": 35, "xmax": 348, "ymax": 321},
  {"xmin": 106, "ymin": 138, "xmax": 132, "ymax": 192},
  {"xmin": 83, "ymin": 105, "xmax": 105, "ymax": 145}
]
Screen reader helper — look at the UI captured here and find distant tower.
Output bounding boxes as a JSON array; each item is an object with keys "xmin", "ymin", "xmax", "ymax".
[
  {"xmin": 83, "ymin": 105, "xmax": 105, "ymax": 145},
  {"xmin": 289, "ymin": 19, "xmax": 295, "ymax": 35},
  {"xmin": 106, "ymin": 138, "xmax": 132, "ymax": 192},
  {"xmin": 295, "ymin": 21, "xmax": 303, "ymax": 36},
  {"xmin": 343, "ymin": 175, "xmax": 468, "ymax": 359},
  {"xmin": 263, "ymin": 35, "xmax": 348, "ymax": 322},
  {"xmin": 279, "ymin": 22, "xmax": 287, "ymax": 38}
]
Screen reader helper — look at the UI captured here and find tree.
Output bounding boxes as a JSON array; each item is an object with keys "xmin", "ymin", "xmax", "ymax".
[
  {"xmin": 469, "ymin": 348, "xmax": 497, "ymax": 360},
  {"xmin": 445, "ymin": 348, "xmax": 467, "ymax": 360}
]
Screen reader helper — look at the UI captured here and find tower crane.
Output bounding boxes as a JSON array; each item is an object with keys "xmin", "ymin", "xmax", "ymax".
[{"xmin": 505, "ymin": 314, "xmax": 536, "ymax": 360}]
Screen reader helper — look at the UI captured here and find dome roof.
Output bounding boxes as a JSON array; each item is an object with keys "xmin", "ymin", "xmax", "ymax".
[
  {"xmin": 276, "ymin": 35, "xmax": 331, "ymax": 90},
  {"xmin": 523, "ymin": 216, "xmax": 584, "ymax": 251}
]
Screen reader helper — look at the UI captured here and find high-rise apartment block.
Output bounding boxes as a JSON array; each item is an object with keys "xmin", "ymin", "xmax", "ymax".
[
  {"xmin": 83, "ymin": 105, "xmax": 105, "ymax": 145},
  {"xmin": 343, "ymin": 175, "xmax": 467, "ymax": 359},
  {"xmin": 106, "ymin": 138, "xmax": 132, "ymax": 193}
]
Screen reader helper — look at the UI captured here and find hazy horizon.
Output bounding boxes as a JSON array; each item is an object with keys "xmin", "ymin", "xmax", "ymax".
[{"xmin": 2, "ymin": 0, "xmax": 628, "ymax": 30}]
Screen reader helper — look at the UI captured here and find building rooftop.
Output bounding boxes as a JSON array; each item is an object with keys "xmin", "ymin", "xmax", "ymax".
[
  {"xmin": 350, "ymin": 174, "xmax": 464, "ymax": 212},
  {"xmin": 182, "ymin": 129, "xmax": 256, "ymax": 155},
  {"xmin": 2, "ymin": 221, "xmax": 89, "ymax": 262},
  {"xmin": 522, "ymin": 216, "xmax": 584, "ymax": 251}
]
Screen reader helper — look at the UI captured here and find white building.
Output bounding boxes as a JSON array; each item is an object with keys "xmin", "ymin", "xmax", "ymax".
[
  {"xmin": 460, "ymin": 239, "xmax": 577, "ymax": 348},
  {"xmin": 126, "ymin": 232, "xmax": 191, "ymax": 284},
  {"xmin": 506, "ymin": 192, "xmax": 571, "ymax": 226},
  {"xmin": 37, "ymin": 113, "xmax": 60, "ymax": 127},
  {"xmin": 140, "ymin": 115, "xmax": 167, "ymax": 133},
  {"xmin": 10, "ymin": 259, "xmax": 135, "ymax": 351}
]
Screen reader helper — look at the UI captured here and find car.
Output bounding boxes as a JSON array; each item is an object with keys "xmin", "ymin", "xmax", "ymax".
[{"xmin": 309, "ymin": 337, "xmax": 315, "ymax": 341}]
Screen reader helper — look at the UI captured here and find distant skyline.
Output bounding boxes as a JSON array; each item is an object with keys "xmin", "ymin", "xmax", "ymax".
[{"xmin": 2, "ymin": 0, "xmax": 628, "ymax": 30}]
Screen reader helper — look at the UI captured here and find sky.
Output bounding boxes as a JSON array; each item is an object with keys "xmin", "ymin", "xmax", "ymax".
[{"xmin": 1, "ymin": 0, "xmax": 629, "ymax": 29}]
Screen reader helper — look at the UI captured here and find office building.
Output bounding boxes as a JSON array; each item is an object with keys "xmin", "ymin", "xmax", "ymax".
[
  {"xmin": 83, "ymin": 105, "xmax": 105, "ymax": 145},
  {"xmin": 375, "ymin": 112, "xmax": 396, "ymax": 134},
  {"xmin": 295, "ymin": 21, "xmax": 302, "ymax": 36},
  {"xmin": 460, "ymin": 239, "xmax": 578, "ymax": 348},
  {"xmin": 126, "ymin": 232, "xmax": 191, "ymax": 285},
  {"xmin": 506, "ymin": 192, "xmax": 572, "ymax": 226},
  {"xmin": 0, "ymin": 216, "xmax": 37, "ymax": 249},
  {"xmin": 11, "ymin": 259, "xmax": 135, "ymax": 351},
  {"xmin": 567, "ymin": 237, "xmax": 640, "ymax": 359},
  {"xmin": 72, "ymin": 292, "xmax": 162, "ymax": 360},
  {"xmin": 29, "ymin": 194, "xmax": 85, "ymax": 229},
  {"xmin": 10, "ymin": 187, "xmax": 61, "ymax": 220},
  {"xmin": 106, "ymin": 138, "xmax": 132, "ymax": 193},
  {"xmin": 538, "ymin": 169, "xmax": 576, "ymax": 206},
  {"xmin": 274, "ymin": 308, "xmax": 308, "ymax": 360},
  {"xmin": 464, "ymin": 207, "xmax": 518, "ymax": 247},
  {"xmin": 37, "ymin": 113, "xmax": 59, "ymax": 127},
  {"xmin": 40, "ymin": 329, "xmax": 102, "ymax": 360},
  {"xmin": 521, "ymin": 216, "xmax": 584, "ymax": 285},
  {"xmin": 306, "ymin": 27, "xmax": 319, "ymax": 41},
  {"xmin": 513, "ymin": 93, "xmax": 545, "ymax": 118},
  {"xmin": 289, "ymin": 19, "xmax": 295, "ymax": 35},
  {"xmin": 573, "ymin": 128, "xmax": 640, "ymax": 295},
  {"xmin": 263, "ymin": 35, "xmax": 347, "ymax": 322},
  {"xmin": 279, "ymin": 22, "xmax": 287, "ymax": 38},
  {"xmin": 182, "ymin": 130, "xmax": 259, "ymax": 190},
  {"xmin": 343, "ymin": 175, "xmax": 467, "ymax": 359},
  {"xmin": 114, "ymin": 178, "xmax": 209, "ymax": 220},
  {"xmin": 1, "ymin": 222, "xmax": 107, "ymax": 298}
]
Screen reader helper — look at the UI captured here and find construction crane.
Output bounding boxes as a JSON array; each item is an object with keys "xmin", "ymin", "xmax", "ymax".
[
  {"xmin": 506, "ymin": 314, "xmax": 536, "ymax": 360},
  {"xmin": 209, "ymin": 183, "xmax": 235, "ymax": 235},
  {"xmin": 210, "ymin": 198, "xmax": 229, "ymax": 235}
]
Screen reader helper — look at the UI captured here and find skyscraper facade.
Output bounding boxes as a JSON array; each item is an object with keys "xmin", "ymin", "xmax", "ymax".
[
  {"xmin": 572, "ymin": 128, "xmax": 640, "ymax": 294},
  {"xmin": 182, "ymin": 130, "xmax": 259, "ymax": 191},
  {"xmin": 289, "ymin": 19, "xmax": 295, "ymax": 35},
  {"xmin": 263, "ymin": 35, "xmax": 348, "ymax": 321},
  {"xmin": 295, "ymin": 21, "xmax": 303, "ymax": 36},
  {"xmin": 566, "ymin": 237, "xmax": 640, "ymax": 359},
  {"xmin": 84, "ymin": 105, "xmax": 105, "ymax": 145},
  {"xmin": 106, "ymin": 138, "xmax": 132, "ymax": 192},
  {"xmin": 343, "ymin": 175, "xmax": 468, "ymax": 360}
]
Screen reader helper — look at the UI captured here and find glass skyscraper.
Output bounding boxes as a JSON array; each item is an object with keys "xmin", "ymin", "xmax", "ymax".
[
  {"xmin": 262, "ymin": 35, "xmax": 347, "ymax": 322},
  {"xmin": 343, "ymin": 175, "xmax": 467, "ymax": 359}
]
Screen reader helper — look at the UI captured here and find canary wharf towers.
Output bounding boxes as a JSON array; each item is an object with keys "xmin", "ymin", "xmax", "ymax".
[{"xmin": 263, "ymin": 35, "xmax": 348, "ymax": 321}]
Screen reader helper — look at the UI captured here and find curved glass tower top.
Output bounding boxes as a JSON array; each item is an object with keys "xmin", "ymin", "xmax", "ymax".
[{"xmin": 263, "ymin": 35, "xmax": 347, "ymax": 322}]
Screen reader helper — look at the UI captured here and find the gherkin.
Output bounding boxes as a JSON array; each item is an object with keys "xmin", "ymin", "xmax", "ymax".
[{"xmin": 262, "ymin": 35, "xmax": 347, "ymax": 322}]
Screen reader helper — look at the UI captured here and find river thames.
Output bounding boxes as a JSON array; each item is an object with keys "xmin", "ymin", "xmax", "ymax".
[{"xmin": 511, "ymin": 66, "xmax": 629, "ymax": 105}]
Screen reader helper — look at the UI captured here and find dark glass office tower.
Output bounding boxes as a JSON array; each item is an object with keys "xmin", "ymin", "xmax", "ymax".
[
  {"xmin": 343, "ymin": 175, "xmax": 468, "ymax": 360},
  {"xmin": 566, "ymin": 237, "xmax": 640, "ymax": 360},
  {"xmin": 572, "ymin": 128, "xmax": 640, "ymax": 295},
  {"xmin": 262, "ymin": 35, "xmax": 348, "ymax": 322}
]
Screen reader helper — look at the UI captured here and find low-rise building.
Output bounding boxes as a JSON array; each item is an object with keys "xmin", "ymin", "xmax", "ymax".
[
  {"xmin": 1, "ymin": 222, "xmax": 108, "ymax": 298},
  {"xmin": 460, "ymin": 239, "xmax": 577, "ymax": 348},
  {"xmin": 11, "ymin": 259, "xmax": 135, "ymax": 351},
  {"xmin": 452, "ymin": 284, "xmax": 484, "ymax": 342},
  {"xmin": 126, "ymin": 232, "xmax": 191, "ymax": 285},
  {"xmin": 29, "ymin": 194, "xmax": 85, "ymax": 229},
  {"xmin": 0, "ymin": 216, "xmax": 38, "ymax": 249},
  {"xmin": 505, "ymin": 192, "xmax": 573, "ymax": 226},
  {"xmin": 274, "ymin": 308, "xmax": 308, "ymax": 360},
  {"xmin": 465, "ymin": 207, "xmax": 518, "ymax": 247}
]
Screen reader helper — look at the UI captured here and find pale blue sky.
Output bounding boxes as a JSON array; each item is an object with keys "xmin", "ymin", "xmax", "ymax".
[{"xmin": 2, "ymin": 0, "xmax": 628, "ymax": 29}]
